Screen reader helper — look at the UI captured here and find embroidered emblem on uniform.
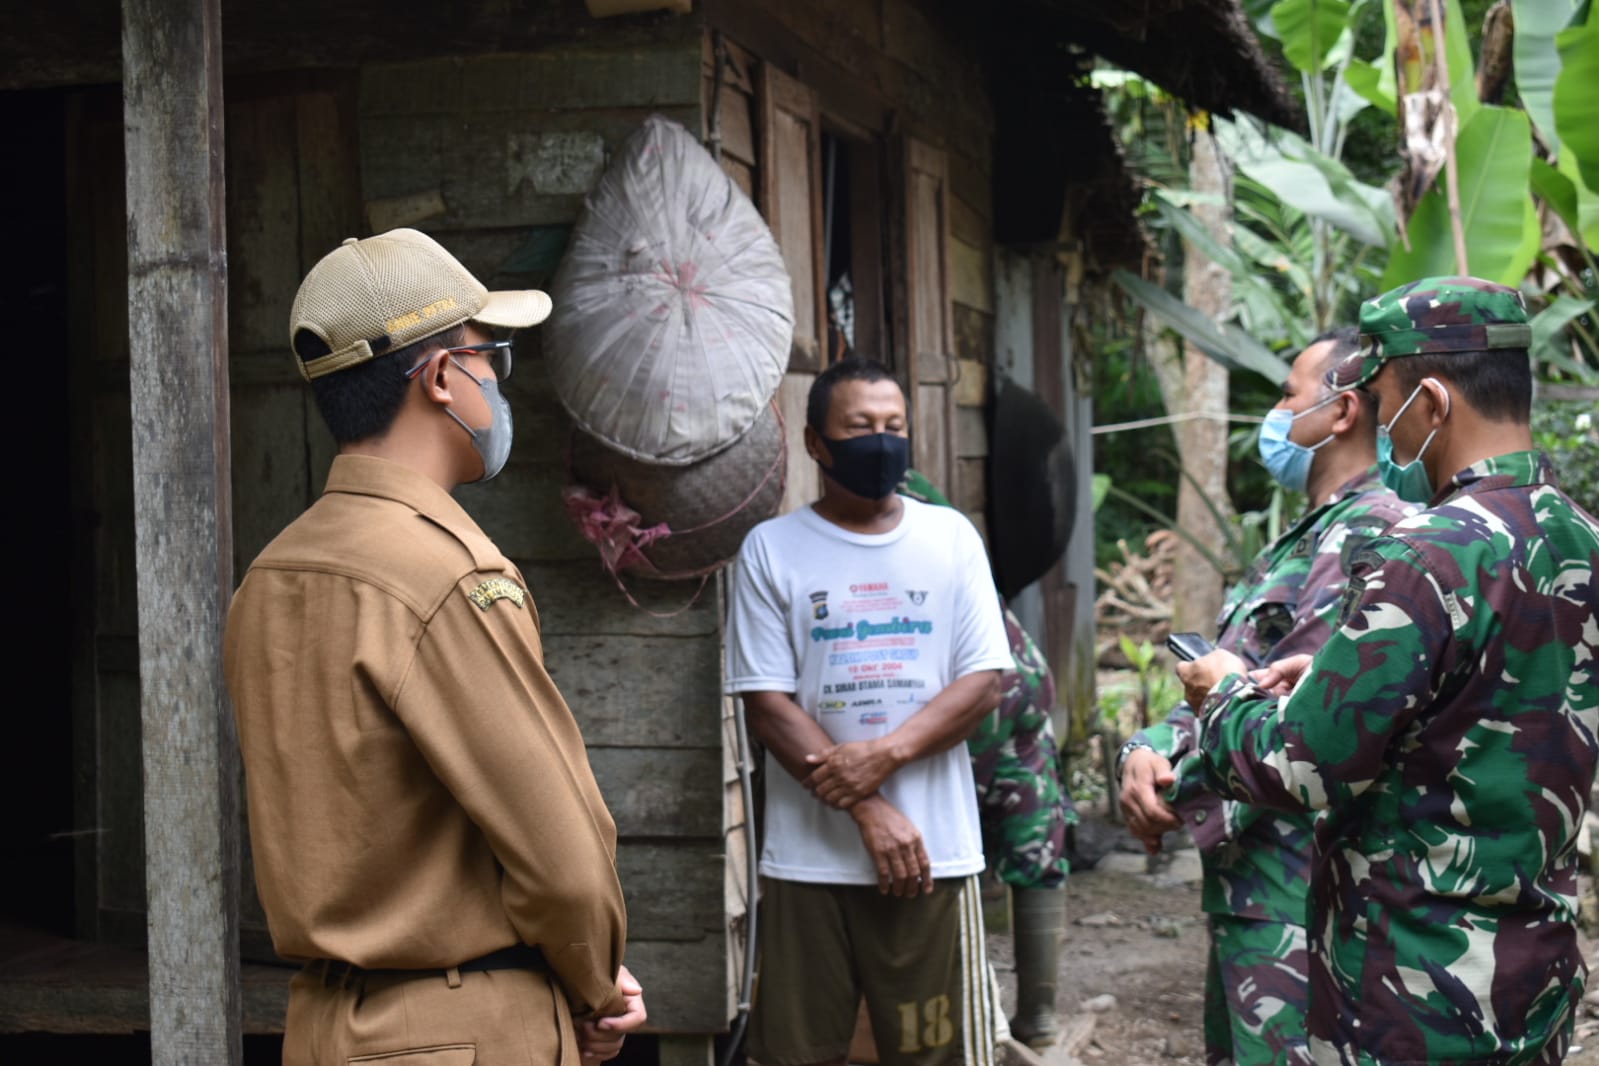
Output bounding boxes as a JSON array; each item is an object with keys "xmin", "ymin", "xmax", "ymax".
[
  {"xmin": 468, "ymin": 577, "xmax": 526, "ymax": 611},
  {"xmin": 907, "ymin": 589, "xmax": 928, "ymax": 605},
  {"xmin": 810, "ymin": 590, "xmax": 829, "ymax": 620},
  {"xmin": 1334, "ymin": 573, "xmax": 1365, "ymax": 629}
]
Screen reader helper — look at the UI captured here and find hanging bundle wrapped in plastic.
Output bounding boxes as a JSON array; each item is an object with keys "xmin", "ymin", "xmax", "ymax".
[
  {"xmin": 562, "ymin": 401, "xmax": 787, "ymax": 582},
  {"xmin": 545, "ymin": 113, "xmax": 793, "ymax": 466}
]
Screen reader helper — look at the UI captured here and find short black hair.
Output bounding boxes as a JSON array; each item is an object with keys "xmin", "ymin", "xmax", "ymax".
[
  {"xmin": 1308, "ymin": 327, "xmax": 1375, "ymax": 423},
  {"xmin": 301, "ymin": 324, "xmax": 467, "ymax": 444},
  {"xmin": 806, "ymin": 356, "xmax": 899, "ymax": 432},
  {"xmin": 1389, "ymin": 347, "xmax": 1532, "ymax": 423},
  {"xmin": 1308, "ymin": 327, "xmax": 1360, "ymax": 375}
]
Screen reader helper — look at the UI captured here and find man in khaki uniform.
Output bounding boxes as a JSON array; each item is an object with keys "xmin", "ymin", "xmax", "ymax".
[{"xmin": 225, "ymin": 229, "xmax": 645, "ymax": 1065}]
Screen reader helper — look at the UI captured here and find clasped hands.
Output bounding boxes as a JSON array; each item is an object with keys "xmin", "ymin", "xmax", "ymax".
[
  {"xmin": 1121, "ymin": 651, "xmax": 1313, "ymax": 854},
  {"xmin": 805, "ymin": 739, "xmax": 932, "ymax": 898},
  {"xmin": 803, "ymin": 737, "xmax": 898, "ymax": 809}
]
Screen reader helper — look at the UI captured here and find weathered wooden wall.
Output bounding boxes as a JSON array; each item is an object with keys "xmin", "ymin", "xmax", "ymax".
[{"xmin": 702, "ymin": 0, "xmax": 999, "ymax": 528}]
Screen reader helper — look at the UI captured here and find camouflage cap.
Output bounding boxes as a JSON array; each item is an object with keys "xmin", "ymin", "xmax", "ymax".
[{"xmin": 1327, "ymin": 276, "xmax": 1531, "ymax": 391}]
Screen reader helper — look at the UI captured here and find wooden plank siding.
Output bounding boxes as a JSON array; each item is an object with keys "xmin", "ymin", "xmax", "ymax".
[
  {"xmin": 704, "ymin": 0, "xmax": 1003, "ymax": 529},
  {"xmin": 756, "ymin": 62, "xmax": 826, "ymax": 372}
]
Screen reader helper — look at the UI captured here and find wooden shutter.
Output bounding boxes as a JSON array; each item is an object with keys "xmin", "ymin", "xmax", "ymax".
[
  {"xmin": 903, "ymin": 136, "xmax": 954, "ymax": 495},
  {"xmin": 758, "ymin": 62, "xmax": 825, "ymax": 372}
]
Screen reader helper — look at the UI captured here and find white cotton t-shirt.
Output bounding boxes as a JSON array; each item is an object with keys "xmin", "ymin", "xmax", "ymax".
[{"xmin": 724, "ymin": 497, "xmax": 1013, "ymax": 884}]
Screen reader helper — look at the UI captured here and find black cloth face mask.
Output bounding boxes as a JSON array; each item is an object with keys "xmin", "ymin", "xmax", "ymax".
[{"xmin": 820, "ymin": 432, "xmax": 911, "ymax": 500}]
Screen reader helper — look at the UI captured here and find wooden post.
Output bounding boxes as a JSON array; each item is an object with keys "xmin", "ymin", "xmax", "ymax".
[{"xmin": 122, "ymin": 0, "xmax": 240, "ymax": 1062}]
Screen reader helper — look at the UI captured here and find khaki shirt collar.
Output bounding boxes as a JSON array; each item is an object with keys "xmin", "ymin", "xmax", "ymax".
[{"xmin": 324, "ymin": 454, "xmax": 503, "ymax": 571}]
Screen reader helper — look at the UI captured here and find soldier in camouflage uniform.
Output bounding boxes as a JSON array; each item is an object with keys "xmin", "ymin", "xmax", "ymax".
[
  {"xmin": 901, "ymin": 469, "xmax": 1076, "ymax": 1048},
  {"xmin": 1178, "ymin": 277, "xmax": 1599, "ymax": 1065},
  {"xmin": 971, "ymin": 609, "xmax": 1075, "ymax": 891},
  {"xmin": 972, "ymin": 606, "xmax": 1077, "ymax": 1048},
  {"xmin": 1118, "ymin": 330, "xmax": 1413, "ymax": 1066}
]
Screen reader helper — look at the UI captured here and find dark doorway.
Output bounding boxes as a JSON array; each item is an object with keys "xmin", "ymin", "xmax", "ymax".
[{"xmin": 1, "ymin": 86, "xmax": 76, "ymax": 939}]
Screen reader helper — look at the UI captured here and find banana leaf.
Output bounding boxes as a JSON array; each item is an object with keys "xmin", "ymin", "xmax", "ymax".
[
  {"xmin": 1344, "ymin": 59, "xmax": 1393, "ymax": 110},
  {"xmin": 1555, "ymin": 5, "xmax": 1599, "ymax": 194},
  {"xmin": 1441, "ymin": 0, "xmax": 1483, "ymax": 128},
  {"xmin": 1513, "ymin": 0, "xmax": 1580, "ymax": 155},
  {"xmin": 1382, "ymin": 105, "xmax": 1540, "ymax": 287},
  {"xmin": 1533, "ymin": 157, "xmax": 1581, "ymax": 237},
  {"xmin": 1234, "ymin": 224, "xmax": 1317, "ymax": 298},
  {"xmin": 1557, "ymin": 144, "xmax": 1599, "ymax": 249},
  {"xmin": 1272, "ymin": 0, "xmax": 1354, "ymax": 72},
  {"xmin": 1217, "ymin": 120, "xmax": 1394, "ymax": 247},
  {"xmin": 1153, "ymin": 194, "xmax": 1250, "ymax": 278},
  {"xmin": 1346, "ymin": 0, "xmax": 1400, "ymax": 111},
  {"xmin": 1530, "ymin": 296, "xmax": 1597, "ymax": 376},
  {"xmin": 1113, "ymin": 270, "xmax": 1291, "ymax": 385}
]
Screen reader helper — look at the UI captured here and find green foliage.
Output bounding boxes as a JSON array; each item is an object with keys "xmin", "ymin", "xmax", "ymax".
[
  {"xmin": 1379, "ymin": 106, "xmax": 1541, "ymax": 287},
  {"xmin": 1515, "ymin": 0, "xmax": 1580, "ymax": 153},
  {"xmin": 1120, "ymin": 634, "xmax": 1159, "ymax": 673},
  {"xmin": 1216, "ymin": 120, "xmax": 1394, "ymax": 248},
  {"xmin": 1099, "ymin": 639, "xmax": 1185, "ymax": 736},
  {"xmin": 1530, "ymin": 295, "xmax": 1599, "ymax": 378},
  {"xmin": 1555, "ymin": 5, "xmax": 1599, "ymax": 195},
  {"xmin": 1112, "ymin": 269, "xmax": 1291, "ymax": 383},
  {"xmin": 1532, "ymin": 400, "xmax": 1599, "ymax": 513},
  {"xmin": 1087, "ymin": 0, "xmax": 1599, "ymax": 588},
  {"xmin": 1273, "ymin": 0, "xmax": 1356, "ymax": 71},
  {"xmin": 1089, "ymin": 331, "xmax": 1180, "ymax": 567}
]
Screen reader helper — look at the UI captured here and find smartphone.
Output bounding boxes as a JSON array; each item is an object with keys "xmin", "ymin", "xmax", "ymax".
[{"xmin": 1166, "ymin": 631, "xmax": 1217, "ymax": 662}]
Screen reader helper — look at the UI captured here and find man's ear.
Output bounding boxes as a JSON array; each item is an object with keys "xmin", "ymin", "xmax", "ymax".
[
  {"xmin": 1328, "ymin": 391, "xmax": 1360, "ymax": 436},
  {"xmin": 1421, "ymin": 377, "xmax": 1452, "ymax": 426},
  {"xmin": 803, "ymin": 424, "xmax": 831, "ymax": 467},
  {"xmin": 415, "ymin": 348, "xmax": 455, "ymax": 406}
]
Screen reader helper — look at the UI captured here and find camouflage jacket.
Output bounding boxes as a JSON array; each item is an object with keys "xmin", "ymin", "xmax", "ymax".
[
  {"xmin": 968, "ymin": 607, "xmax": 1077, "ymax": 888},
  {"xmin": 1194, "ymin": 451, "xmax": 1599, "ymax": 1064},
  {"xmin": 1134, "ymin": 468, "xmax": 1411, "ymax": 922}
]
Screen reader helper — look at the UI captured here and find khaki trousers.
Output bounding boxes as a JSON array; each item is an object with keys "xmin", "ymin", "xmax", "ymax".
[{"xmin": 284, "ymin": 963, "xmax": 577, "ymax": 1066}]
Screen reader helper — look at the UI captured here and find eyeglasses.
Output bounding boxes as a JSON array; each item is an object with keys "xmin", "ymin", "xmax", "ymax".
[{"xmin": 405, "ymin": 340, "xmax": 514, "ymax": 383}]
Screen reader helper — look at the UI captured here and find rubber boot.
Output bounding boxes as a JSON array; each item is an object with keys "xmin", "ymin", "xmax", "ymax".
[{"xmin": 1009, "ymin": 886, "xmax": 1066, "ymax": 1049}]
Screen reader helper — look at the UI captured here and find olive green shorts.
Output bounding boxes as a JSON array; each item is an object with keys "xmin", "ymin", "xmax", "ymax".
[{"xmin": 748, "ymin": 875, "xmax": 992, "ymax": 1066}]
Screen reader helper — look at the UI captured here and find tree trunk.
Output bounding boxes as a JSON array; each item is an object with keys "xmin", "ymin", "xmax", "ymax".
[{"xmin": 1171, "ymin": 129, "xmax": 1233, "ymax": 634}]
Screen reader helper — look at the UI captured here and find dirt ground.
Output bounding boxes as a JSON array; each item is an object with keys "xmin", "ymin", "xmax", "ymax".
[{"xmin": 985, "ymin": 813, "xmax": 1599, "ymax": 1065}]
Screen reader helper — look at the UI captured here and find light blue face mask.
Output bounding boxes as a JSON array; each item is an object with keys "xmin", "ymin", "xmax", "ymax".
[
  {"xmin": 1376, "ymin": 378, "xmax": 1449, "ymax": 503},
  {"xmin": 1257, "ymin": 393, "xmax": 1340, "ymax": 493}
]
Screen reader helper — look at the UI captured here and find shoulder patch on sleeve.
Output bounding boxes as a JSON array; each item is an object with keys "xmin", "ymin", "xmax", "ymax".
[
  {"xmin": 1334, "ymin": 572, "xmax": 1366, "ymax": 630},
  {"xmin": 467, "ymin": 576, "xmax": 526, "ymax": 611},
  {"xmin": 1339, "ymin": 533, "xmax": 1374, "ymax": 576}
]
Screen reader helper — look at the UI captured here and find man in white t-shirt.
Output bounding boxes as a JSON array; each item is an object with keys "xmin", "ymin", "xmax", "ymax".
[{"xmin": 726, "ymin": 357, "xmax": 1012, "ymax": 1066}]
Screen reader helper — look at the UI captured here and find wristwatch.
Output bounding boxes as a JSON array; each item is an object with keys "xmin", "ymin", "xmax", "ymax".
[{"xmin": 1115, "ymin": 738, "xmax": 1155, "ymax": 780}]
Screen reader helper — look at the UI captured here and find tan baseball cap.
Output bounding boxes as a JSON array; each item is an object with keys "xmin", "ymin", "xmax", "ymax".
[{"xmin": 289, "ymin": 228, "xmax": 553, "ymax": 381}]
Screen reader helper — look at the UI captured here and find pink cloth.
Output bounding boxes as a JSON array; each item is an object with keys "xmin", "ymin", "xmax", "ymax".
[{"xmin": 561, "ymin": 484, "xmax": 671, "ymax": 576}]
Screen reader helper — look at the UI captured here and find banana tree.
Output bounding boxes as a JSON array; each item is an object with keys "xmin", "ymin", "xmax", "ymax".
[
  {"xmin": 1353, "ymin": 0, "xmax": 1599, "ymax": 377},
  {"xmin": 1110, "ymin": 0, "xmax": 1599, "ymax": 382},
  {"xmin": 1110, "ymin": 0, "xmax": 1393, "ymax": 375}
]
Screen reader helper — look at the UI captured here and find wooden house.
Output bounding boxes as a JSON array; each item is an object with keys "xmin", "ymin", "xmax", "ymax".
[{"xmin": 0, "ymin": 0, "xmax": 1290, "ymax": 1061}]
